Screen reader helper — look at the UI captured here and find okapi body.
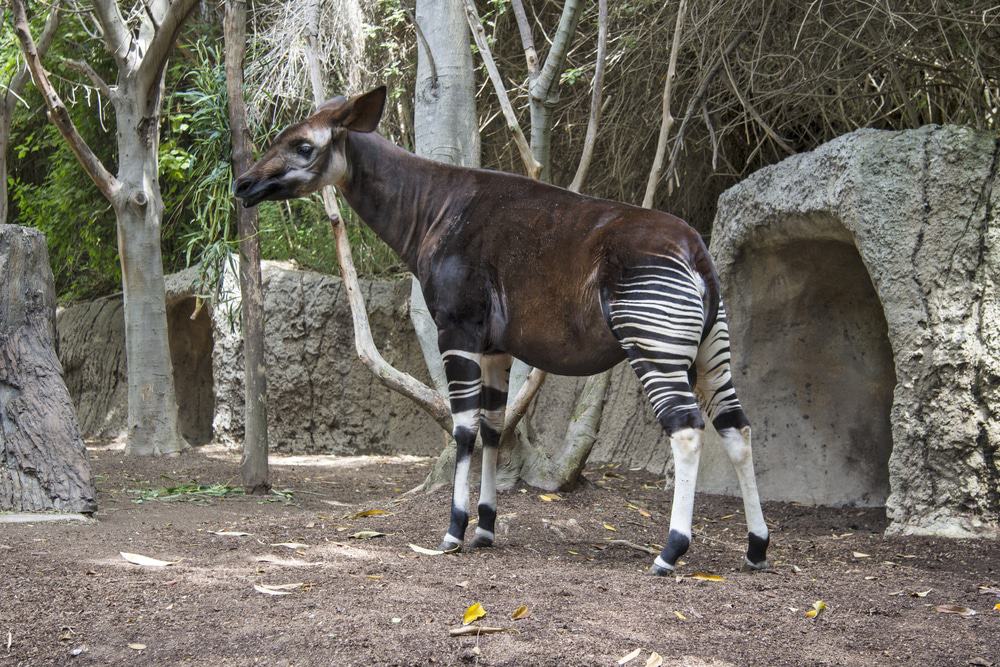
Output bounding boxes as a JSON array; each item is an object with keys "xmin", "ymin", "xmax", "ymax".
[{"xmin": 235, "ymin": 87, "xmax": 770, "ymax": 574}]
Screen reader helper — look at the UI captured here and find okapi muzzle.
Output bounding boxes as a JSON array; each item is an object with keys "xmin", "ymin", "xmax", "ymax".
[{"xmin": 234, "ymin": 86, "xmax": 387, "ymax": 208}]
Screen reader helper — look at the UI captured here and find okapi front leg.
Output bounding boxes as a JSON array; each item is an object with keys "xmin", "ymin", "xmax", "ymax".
[
  {"xmin": 470, "ymin": 354, "xmax": 511, "ymax": 549},
  {"xmin": 438, "ymin": 348, "xmax": 483, "ymax": 552}
]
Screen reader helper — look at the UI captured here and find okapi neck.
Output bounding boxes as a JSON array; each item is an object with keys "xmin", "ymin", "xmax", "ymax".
[{"xmin": 338, "ymin": 132, "xmax": 451, "ymax": 273}]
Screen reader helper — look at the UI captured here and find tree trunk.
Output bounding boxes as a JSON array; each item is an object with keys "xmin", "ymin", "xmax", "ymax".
[
  {"xmin": 225, "ymin": 0, "xmax": 270, "ymax": 494},
  {"xmin": 0, "ymin": 224, "xmax": 96, "ymax": 512},
  {"xmin": 113, "ymin": 93, "xmax": 187, "ymax": 457},
  {"xmin": 0, "ymin": 116, "xmax": 10, "ymax": 226}
]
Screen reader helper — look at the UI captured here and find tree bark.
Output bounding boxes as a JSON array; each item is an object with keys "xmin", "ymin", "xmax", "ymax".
[
  {"xmin": 225, "ymin": 0, "xmax": 270, "ymax": 493},
  {"xmin": 0, "ymin": 225, "xmax": 96, "ymax": 513}
]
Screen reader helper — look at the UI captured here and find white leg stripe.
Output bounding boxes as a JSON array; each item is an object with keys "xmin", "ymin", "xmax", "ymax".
[
  {"xmin": 474, "ymin": 528, "xmax": 495, "ymax": 540},
  {"xmin": 443, "ymin": 533, "xmax": 463, "ymax": 545}
]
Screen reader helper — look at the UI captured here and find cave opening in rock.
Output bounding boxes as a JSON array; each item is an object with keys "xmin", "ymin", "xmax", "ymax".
[
  {"xmin": 726, "ymin": 235, "xmax": 896, "ymax": 507},
  {"xmin": 167, "ymin": 297, "xmax": 215, "ymax": 446}
]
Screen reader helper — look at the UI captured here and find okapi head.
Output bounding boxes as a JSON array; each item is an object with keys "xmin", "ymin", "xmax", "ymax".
[{"xmin": 234, "ymin": 86, "xmax": 387, "ymax": 207}]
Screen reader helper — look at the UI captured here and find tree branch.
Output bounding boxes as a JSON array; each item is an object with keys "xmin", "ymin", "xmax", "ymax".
[
  {"xmin": 531, "ymin": 0, "xmax": 584, "ymax": 100},
  {"xmin": 5, "ymin": 0, "xmax": 61, "ymax": 114},
  {"xmin": 510, "ymin": 0, "xmax": 539, "ymax": 79},
  {"xmin": 503, "ymin": 367, "xmax": 547, "ymax": 434},
  {"xmin": 136, "ymin": 0, "xmax": 200, "ymax": 94},
  {"xmin": 11, "ymin": 0, "xmax": 119, "ymax": 201},
  {"xmin": 660, "ymin": 30, "xmax": 749, "ymax": 190},
  {"xmin": 568, "ymin": 0, "xmax": 607, "ymax": 194},
  {"xmin": 90, "ymin": 0, "xmax": 133, "ymax": 65},
  {"xmin": 64, "ymin": 59, "xmax": 114, "ymax": 99},
  {"xmin": 406, "ymin": 8, "xmax": 437, "ymax": 90},
  {"xmin": 642, "ymin": 0, "xmax": 687, "ymax": 209},
  {"xmin": 303, "ymin": 35, "xmax": 452, "ymax": 433},
  {"xmin": 463, "ymin": 0, "xmax": 541, "ymax": 179}
]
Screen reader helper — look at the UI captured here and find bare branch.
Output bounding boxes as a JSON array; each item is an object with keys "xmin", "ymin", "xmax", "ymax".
[
  {"xmin": 136, "ymin": 0, "xmax": 199, "ymax": 93},
  {"xmin": 406, "ymin": 8, "xmax": 437, "ymax": 90},
  {"xmin": 723, "ymin": 57, "xmax": 795, "ymax": 156},
  {"xmin": 661, "ymin": 30, "xmax": 749, "ymax": 189},
  {"xmin": 642, "ymin": 0, "xmax": 687, "ymax": 209},
  {"xmin": 11, "ymin": 0, "xmax": 119, "ymax": 201},
  {"xmin": 510, "ymin": 0, "xmax": 539, "ymax": 79},
  {"xmin": 531, "ymin": 0, "xmax": 584, "ymax": 100},
  {"xmin": 463, "ymin": 0, "xmax": 541, "ymax": 179},
  {"xmin": 568, "ymin": 0, "xmax": 607, "ymax": 194},
  {"xmin": 90, "ymin": 0, "xmax": 132, "ymax": 65},
  {"xmin": 64, "ymin": 59, "xmax": 114, "ymax": 99},
  {"xmin": 503, "ymin": 368, "xmax": 547, "ymax": 434},
  {"xmin": 304, "ymin": 34, "xmax": 452, "ymax": 433},
  {"xmin": 4, "ymin": 0, "xmax": 61, "ymax": 115}
]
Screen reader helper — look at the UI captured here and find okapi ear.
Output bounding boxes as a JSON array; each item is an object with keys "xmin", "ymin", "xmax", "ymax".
[{"xmin": 340, "ymin": 86, "xmax": 387, "ymax": 133}]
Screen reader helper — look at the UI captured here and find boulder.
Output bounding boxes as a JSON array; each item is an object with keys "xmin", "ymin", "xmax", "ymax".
[{"xmin": 705, "ymin": 125, "xmax": 999, "ymax": 537}]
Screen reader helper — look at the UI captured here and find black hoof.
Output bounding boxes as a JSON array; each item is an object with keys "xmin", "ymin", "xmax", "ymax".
[
  {"xmin": 742, "ymin": 558, "xmax": 771, "ymax": 571},
  {"xmin": 438, "ymin": 541, "xmax": 462, "ymax": 553},
  {"xmin": 648, "ymin": 562, "xmax": 674, "ymax": 577},
  {"xmin": 468, "ymin": 534, "xmax": 494, "ymax": 549}
]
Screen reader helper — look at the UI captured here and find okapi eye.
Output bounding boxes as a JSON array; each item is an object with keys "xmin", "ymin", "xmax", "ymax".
[{"xmin": 296, "ymin": 143, "xmax": 314, "ymax": 157}]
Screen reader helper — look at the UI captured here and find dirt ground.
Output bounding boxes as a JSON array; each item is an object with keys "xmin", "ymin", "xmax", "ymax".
[{"xmin": 1, "ymin": 447, "xmax": 998, "ymax": 667}]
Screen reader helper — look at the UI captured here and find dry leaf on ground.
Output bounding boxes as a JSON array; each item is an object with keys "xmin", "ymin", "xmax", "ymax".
[
  {"xmin": 910, "ymin": 589, "xmax": 932, "ymax": 598},
  {"xmin": 349, "ymin": 531, "xmax": 386, "ymax": 540},
  {"xmin": 120, "ymin": 552, "xmax": 177, "ymax": 567},
  {"xmin": 350, "ymin": 509, "xmax": 389, "ymax": 518},
  {"xmin": 270, "ymin": 542, "xmax": 309, "ymax": 550},
  {"xmin": 935, "ymin": 604, "xmax": 976, "ymax": 617},
  {"xmin": 127, "ymin": 643, "xmax": 146, "ymax": 650},
  {"xmin": 448, "ymin": 626, "xmax": 507, "ymax": 637},
  {"xmin": 254, "ymin": 582, "xmax": 304, "ymax": 596},
  {"xmin": 645, "ymin": 652, "xmax": 664, "ymax": 667},
  {"xmin": 603, "ymin": 523, "xmax": 617, "ymax": 532},
  {"xmin": 805, "ymin": 600, "xmax": 827, "ymax": 618},
  {"xmin": 408, "ymin": 544, "xmax": 444, "ymax": 556},
  {"xmin": 673, "ymin": 610, "xmax": 687, "ymax": 620},
  {"xmin": 691, "ymin": 572, "xmax": 725, "ymax": 582},
  {"xmin": 463, "ymin": 602, "xmax": 486, "ymax": 625},
  {"xmin": 209, "ymin": 531, "xmax": 251, "ymax": 537},
  {"xmin": 511, "ymin": 605, "xmax": 529, "ymax": 620},
  {"xmin": 617, "ymin": 648, "xmax": 642, "ymax": 665},
  {"xmin": 852, "ymin": 551, "xmax": 871, "ymax": 558},
  {"xmin": 538, "ymin": 494, "xmax": 562, "ymax": 502}
]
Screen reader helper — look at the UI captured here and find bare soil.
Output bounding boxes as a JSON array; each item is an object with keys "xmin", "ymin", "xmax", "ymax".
[{"xmin": 1, "ymin": 447, "xmax": 998, "ymax": 666}]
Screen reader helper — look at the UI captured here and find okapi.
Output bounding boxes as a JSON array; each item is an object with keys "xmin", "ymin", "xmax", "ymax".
[{"xmin": 234, "ymin": 86, "xmax": 770, "ymax": 575}]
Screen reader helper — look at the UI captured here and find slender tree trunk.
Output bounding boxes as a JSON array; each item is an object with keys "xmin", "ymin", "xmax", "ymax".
[
  {"xmin": 113, "ymin": 90, "xmax": 187, "ymax": 457},
  {"xmin": 0, "ymin": 118, "xmax": 11, "ymax": 225},
  {"xmin": 225, "ymin": 0, "xmax": 270, "ymax": 493}
]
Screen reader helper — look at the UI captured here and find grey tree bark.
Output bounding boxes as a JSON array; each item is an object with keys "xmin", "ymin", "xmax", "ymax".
[
  {"xmin": 0, "ymin": 225, "xmax": 96, "ymax": 513},
  {"xmin": 12, "ymin": 0, "xmax": 199, "ymax": 457},
  {"xmin": 410, "ymin": 0, "xmax": 481, "ymax": 399},
  {"xmin": 225, "ymin": 0, "xmax": 270, "ymax": 493},
  {"xmin": 0, "ymin": 1, "xmax": 61, "ymax": 226}
]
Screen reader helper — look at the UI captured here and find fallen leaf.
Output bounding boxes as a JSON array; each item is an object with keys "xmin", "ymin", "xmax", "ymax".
[
  {"xmin": 349, "ymin": 531, "xmax": 386, "ymax": 540},
  {"xmin": 351, "ymin": 509, "xmax": 389, "ymax": 519},
  {"xmin": 968, "ymin": 658, "xmax": 994, "ymax": 667},
  {"xmin": 935, "ymin": 604, "xmax": 976, "ymax": 617},
  {"xmin": 673, "ymin": 610, "xmax": 687, "ymax": 620},
  {"xmin": 408, "ymin": 544, "xmax": 444, "ymax": 556},
  {"xmin": 254, "ymin": 582, "xmax": 304, "ymax": 596},
  {"xmin": 463, "ymin": 602, "xmax": 486, "ymax": 625},
  {"xmin": 456, "ymin": 580, "xmax": 470, "ymax": 588},
  {"xmin": 538, "ymin": 494, "xmax": 562, "ymax": 502},
  {"xmin": 127, "ymin": 643, "xmax": 146, "ymax": 651},
  {"xmin": 805, "ymin": 600, "xmax": 827, "ymax": 619},
  {"xmin": 270, "ymin": 542, "xmax": 309, "ymax": 550},
  {"xmin": 638, "ymin": 509, "xmax": 651, "ymax": 518},
  {"xmin": 70, "ymin": 645, "xmax": 87, "ymax": 656},
  {"xmin": 448, "ymin": 626, "xmax": 507, "ymax": 637},
  {"xmin": 321, "ymin": 499, "xmax": 351, "ymax": 507},
  {"xmin": 120, "ymin": 552, "xmax": 177, "ymax": 568},
  {"xmin": 864, "ymin": 576, "xmax": 877, "ymax": 581},
  {"xmin": 911, "ymin": 589, "xmax": 932, "ymax": 598},
  {"xmin": 391, "ymin": 617, "xmax": 401, "ymax": 624},
  {"xmin": 603, "ymin": 523, "xmax": 617, "ymax": 532},
  {"xmin": 209, "ymin": 530, "xmax": 251, "ymax": 537},
  {"xmin": 511, "ymin": 605, "xmax": 529, "ymax": 620},
  {"xmin": 617, "ymin": 648, "xmax": 642, "ymax": 665},
  {"xmin": 646, "ymin": 652, "xmax": 664, "ymax": 667},
  {"xmin": 978, "ymin": 586, "xmax": 1000, "ymax": 596},
  {"xmin": 995, "ymin": 603, "xmax": 1000, "ymax": 611},
  {"xmin": 367, "ymin": 574, "xmax": 383, "ymax": 580},
  {"xmin": 852, "ymin": 551, "xmax": 871, "ymax": 559},
  {"xmin": 691, "ymin": 572, "xmax": 725, "ymax": 582}
]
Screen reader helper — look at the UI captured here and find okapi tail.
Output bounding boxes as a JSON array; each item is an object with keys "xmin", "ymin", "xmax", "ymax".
[{"xmin": 692, "ymin": 241, "xmax": 722, "ymax": 343}]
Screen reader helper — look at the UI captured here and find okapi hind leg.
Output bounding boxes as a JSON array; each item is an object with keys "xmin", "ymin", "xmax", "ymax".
[
  {"xmin": 469, "ymin": 353, "xmax": 512, "ymax": 549},
  {"xmin": 695, "ymin": 303, "xmax": 770, "ymax": 570},
  {"xmin": 603, "ymin": 254, "xmax": 707, "ymax": 576},
  {"xmin": 438, "ymin": 348, "xmax": 483, "ymax": 553}
]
